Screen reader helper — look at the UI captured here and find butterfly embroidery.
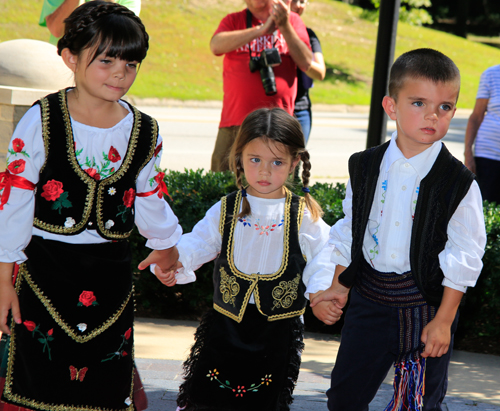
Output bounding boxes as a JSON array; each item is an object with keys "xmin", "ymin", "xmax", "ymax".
[{"xmin": 69, "ymin": 366, "xmax": 88, "ymax": 382}]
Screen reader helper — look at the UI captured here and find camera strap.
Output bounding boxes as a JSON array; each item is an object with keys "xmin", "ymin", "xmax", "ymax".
[{"xmin": 246, "ymin": 8, "xmax": 277, "ymax": 59}]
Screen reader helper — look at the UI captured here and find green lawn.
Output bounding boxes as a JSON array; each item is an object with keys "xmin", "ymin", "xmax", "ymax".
[{"xmin": 2, "ymin": 0, "xmax": 500, "ymax": 108}]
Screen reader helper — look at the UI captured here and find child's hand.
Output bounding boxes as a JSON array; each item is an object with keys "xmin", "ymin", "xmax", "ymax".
[
  {"xmin": 310, "ymin": 291, "xmax": 344, "ymax": 325},
  {"xmin": 138, "ymin": 246, "xmax": 179, "ymax": 272},
  {"xmin": 154, "ymin": 261, "xmax": 183, "ymax": 287},
  {"xmin": 0, "ymin": 263, "xmax": 21, "ymax": 335},
  {"xmin": 310, "ymin": 282, "xmax": 350, "ymax": 311},
  {"xmin": 420, "ymin": 317, "xmax": 452, "ymax": 358}
]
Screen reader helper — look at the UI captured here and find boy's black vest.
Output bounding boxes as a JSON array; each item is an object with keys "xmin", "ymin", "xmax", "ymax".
[
  {"xmin": 213, "ymin": 189, "xmax": 307, "ymax": 322},
  {"xmin": 339, "ymin": 141, "xmax": 475, "ymax": 306},
  {"xmin": 32, "ymin": 90, "xmax": 158, "ymax": 240}
]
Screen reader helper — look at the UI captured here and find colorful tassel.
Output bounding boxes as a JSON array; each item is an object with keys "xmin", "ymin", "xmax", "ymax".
[{"xmin": 384, "ymin": 357, "xmax": 426, "ymax": 411}]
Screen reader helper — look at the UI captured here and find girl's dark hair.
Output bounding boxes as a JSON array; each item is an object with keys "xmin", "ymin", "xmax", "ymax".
[
  {"xmin": 229, "ymin": 107, "xmax": 323, "ymax": 221},
  {"xmin": 57, "ymin": 1, "xmax": 149, "ymax": 65}
]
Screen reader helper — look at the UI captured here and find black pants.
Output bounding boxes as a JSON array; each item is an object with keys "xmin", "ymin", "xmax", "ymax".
[
  {"xmin": 475, "ymin": 156, "xmax": 500, "ymax": 204},
  {"xmin": 327, "ymin": 289, "xmax": 458, "ymax": 411}
]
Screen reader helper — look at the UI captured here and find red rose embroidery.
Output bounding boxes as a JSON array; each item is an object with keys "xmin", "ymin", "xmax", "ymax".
[
  {"xmin": 123, "ymin": 188, "xmax": 135, "ymax": 208},
  {"xmin": 154, "ymin": 172, "xmax": 165, "ymax": 185},
  {"xmin": 154, "ymin": 142, "xmax": 163, "ymax": 157},
  {"xmin": 41, "ymin": 180, "xmax": 64, "ymax": 201},
  {"xmin": 108, "ymin": 146, "xmax": 121, "ymax": 163},
  {"xmin": 48, "ymin": 329, "xmax": 54, "ymax": 336},
  {"xmin": 78, "ymin": 291, "xmax": 97, "ymax": 307},
  {"xmin": 7, "ymin": 159, "xmax": 26, "ymax": 175},
  {"xmin": 122, "ymin": 351, "xmax": 128, "ymax": 357},
  {"xmin": 12, "ymin": 138, "xmax": 25, "ymax": 153},
  {"xmin": 85, "ymin": 168, "xmax": 101, "ymax": 181},
  {"xmin": 124, "ymin": 328, "xmax": 132, "ymax": 340},
  {"xmin": 24, "ymin": 320, "xmax": 36, "ymax": 331}
]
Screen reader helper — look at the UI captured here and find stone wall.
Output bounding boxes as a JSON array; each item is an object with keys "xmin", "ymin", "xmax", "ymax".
[{"xmin": 0, "ymin": 86, "xmax": 53, "ymax": 166}]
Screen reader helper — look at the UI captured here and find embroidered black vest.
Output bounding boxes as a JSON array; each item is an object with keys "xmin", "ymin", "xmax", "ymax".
[
  {"xmin": 33, "ymin": 90, "xmax": 158, "ymax": 240},
  {"xmin": 339, "ymin": 141, "xmax": 475, "ymax": 306},
  {"xmin": 213, "ymin": 189, "xmax": 307, "ymax": 322}
]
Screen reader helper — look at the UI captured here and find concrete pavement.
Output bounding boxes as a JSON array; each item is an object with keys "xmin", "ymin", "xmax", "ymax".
[{"xmin": 134, "ymin": 317, "xmax": 500, "ymax": 411}]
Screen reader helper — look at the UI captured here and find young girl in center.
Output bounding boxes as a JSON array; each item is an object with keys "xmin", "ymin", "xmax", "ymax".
[
  {"xmin": 157, "ymin": 108, "xmax": 337, "ymax": 411},
  {"xmin": 0, "ymin": 2, "xmax": 181, "ymax": 410}
]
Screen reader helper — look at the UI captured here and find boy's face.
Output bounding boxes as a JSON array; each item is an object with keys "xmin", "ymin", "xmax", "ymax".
[{"xmin": 382, "ymin": 77, "xmax": 459, "ymax": 158}]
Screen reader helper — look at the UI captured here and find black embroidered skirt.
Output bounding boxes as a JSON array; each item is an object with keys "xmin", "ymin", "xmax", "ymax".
[
  {"xmin": 1, "ymin": 236, "xmax": 138, "ymax": 411},
  {"xmin": 177, "ymin": 305, "xmax": 304, "ymax": 411}
]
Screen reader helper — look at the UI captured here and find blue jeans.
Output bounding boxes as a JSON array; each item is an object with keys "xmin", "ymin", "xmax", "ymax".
[{"xmin": 294, "ymin": 109, "xmax": 311, "ymax": 145}]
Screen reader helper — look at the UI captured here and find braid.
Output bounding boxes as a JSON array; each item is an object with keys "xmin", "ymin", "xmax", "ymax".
[
  {"xmin": 234, "ymin": 167, "xmax": 251, "ymax": 219},
  {"xmin": 57, "ymin": 1, "xmax": 149, "ymax": 60},
  {"xmin": 300, "ymin": 151, "xmax": 323, "ymax": 221}
]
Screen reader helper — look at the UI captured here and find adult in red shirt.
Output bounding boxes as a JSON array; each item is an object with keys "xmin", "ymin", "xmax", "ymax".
[{"xmin": 210, "ymin": 0, "xmax": 312, "ymax": 171}]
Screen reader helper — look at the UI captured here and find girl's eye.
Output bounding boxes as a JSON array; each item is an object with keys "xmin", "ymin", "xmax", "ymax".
[
  {"xmin": 273, "ymin": 160, "xmax": 283, "ymax": 166},
  {"xmin": 250, "ymin": 158, "xmax": 260, "ymax": 163},
  {"xmin": 440, "ymin": 104, "xmax": 452, "ymax": 111},
  {"xmin": 127, "ymin": 63, "xmax": 138, "ymax": 69},
  {"xmin": 412, "ymin": 101, "xmax": 424, "ymax": 107},
  {"xmin": 100, "ymin": 59, "xmax": 111, "ymax": 64}
]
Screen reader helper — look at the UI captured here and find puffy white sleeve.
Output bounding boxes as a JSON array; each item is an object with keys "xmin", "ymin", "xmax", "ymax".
[
  {"xmin": 134, "ymin": 134, "xmax": 182, "ymax": 250},
  {"xmin": 329, "ymin": 179, "xmax": 353, "ymax": 268},
  {"xmin": 0, "ymin": 105, "xmax": 45, "ymax": 263},
  {"xmin": 439, "ymin": 180, "xmax": 486, "ymax": 292},
  {"xmin": 173, "ymin": 201, "xmax": 223, "ymax": 284},
  {"xmin": 299, "ymin": 209, "xmax": 335, "ymax": 299}
]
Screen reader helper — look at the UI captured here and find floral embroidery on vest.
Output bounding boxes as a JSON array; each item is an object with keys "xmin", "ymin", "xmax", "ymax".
[
  {"xmin": 41, "ymin": 179, "xmax": 73, "ymax": 214},
  {"xmin": 116, "ymin": 188, "xmax": 135, "ymax": 222}
]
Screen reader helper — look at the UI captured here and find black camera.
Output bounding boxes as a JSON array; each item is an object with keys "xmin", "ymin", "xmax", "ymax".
[{"xmin": 249, "ymin": 48, "xmax": 282, "ymax": 96}]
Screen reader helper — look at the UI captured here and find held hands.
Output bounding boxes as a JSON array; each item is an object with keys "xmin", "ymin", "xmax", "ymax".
[
  {"xmin": 138, "ymin": 246, "xmax": 180, "ymax": 284},
  {"xmin": 310, "ymin": 291, "xmax": 344, "ymax": 325},
  {"xmin": 153, "ymin": 261, "xmax": 183, "ymax": 287},
  {"xmin": 310, "ymin": 272, "xmax": 351, "ymax": 325}
]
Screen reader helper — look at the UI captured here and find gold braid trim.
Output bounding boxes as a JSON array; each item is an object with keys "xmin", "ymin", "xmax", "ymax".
[
  {"xmin": 219, "ymin": 195, "xmax": 227, "ymax": 237},
  {"xmin": 96, "ymin": 105, "xmax": 154, "ymax": 239},
  {"xmin": 3, "ymin": 274, "xmax": 135, "ymax": 411},
  {"xmin": 19, "ymin": 264, "xmax": 133, "ymax": 344},
  {"xmin": 39, "ymin": 97, "xmax": 50, "ymax": 173},
  {"xmin": 34, "ymin": 90, "xmax": 97, "ymax": 234},
  {"xmin": 226, "ymin": 188, "xmax": 292, "ymax": 281}
]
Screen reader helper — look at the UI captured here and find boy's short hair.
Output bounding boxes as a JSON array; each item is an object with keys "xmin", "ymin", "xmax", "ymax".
[{"xmin": 388, "ymin": 48, "xmax": 460, "ymax": 100}]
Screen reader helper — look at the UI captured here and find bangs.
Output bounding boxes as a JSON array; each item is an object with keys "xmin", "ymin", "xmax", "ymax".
[{"xmin": 87, "ymin": 13, "xmax": 148, "ymax": 64}]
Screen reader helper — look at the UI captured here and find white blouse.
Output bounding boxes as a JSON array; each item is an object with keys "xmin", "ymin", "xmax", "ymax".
[
  {"xmin": 0, "ymin": 99, "xmax": 182, "ymax": 264},
  {"xmin": 328, "ymin": 134, "xmax": 487, "ymax": 292},
  {"xmin": 174, "ymin": 193, "xmax": 335, "ymax": 300}
]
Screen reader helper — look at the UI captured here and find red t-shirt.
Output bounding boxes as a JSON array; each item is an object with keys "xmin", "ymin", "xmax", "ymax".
[{"xmin": 213, "ymin": 9, "xmax": 311, "ymax": 128}]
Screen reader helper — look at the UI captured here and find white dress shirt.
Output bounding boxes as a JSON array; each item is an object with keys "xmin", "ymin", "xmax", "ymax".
[
  {"xmin": 329, "ymin": 133, "xmax": 486, "ymax": 292},
  {"xmin": 0, "ymin": 100, "xmax": 182, "ymax": 264}
]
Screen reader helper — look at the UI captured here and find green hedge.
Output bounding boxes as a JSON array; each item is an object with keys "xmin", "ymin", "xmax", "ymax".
[{"xmin": 131, "ymin": 169, "xmax": 500, "ymax": 339}]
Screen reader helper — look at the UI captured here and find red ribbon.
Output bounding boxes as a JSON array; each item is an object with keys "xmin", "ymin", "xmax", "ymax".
[
  {"xmin": 0, "ymin": 169, "xmax": 36, "ymax": 210},
  {"xmin": 136, "ymin": 172, "xmax": 171, "ymax": 200}
]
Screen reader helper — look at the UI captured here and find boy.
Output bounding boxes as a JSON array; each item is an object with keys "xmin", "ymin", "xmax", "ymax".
[{"xmin": 310, "ymin": 49, "xmax": 487, "ymax": 411}]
